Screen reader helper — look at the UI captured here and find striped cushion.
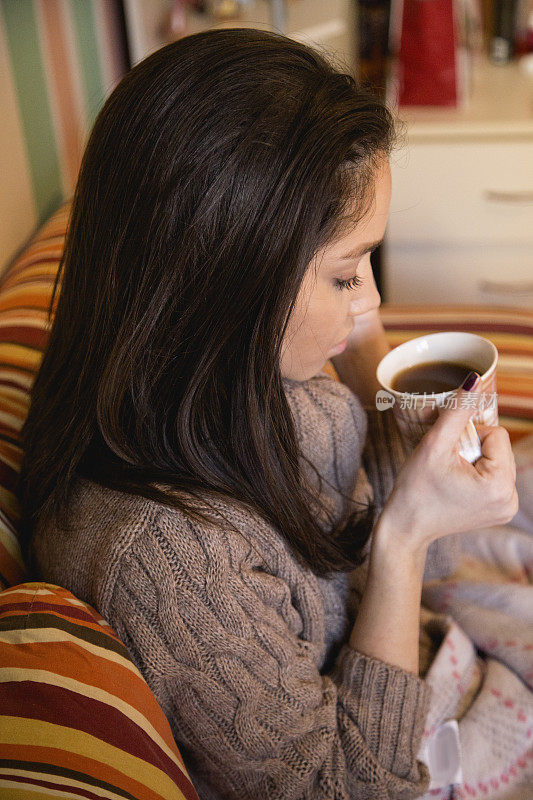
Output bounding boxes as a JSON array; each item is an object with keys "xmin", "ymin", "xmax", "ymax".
[
  {"xmin": 0, "ymin": 200, "xmax": 73, "ymax": 590},
  {"xmin": 0, "ymin": 582, "xmax": 199, "ymax": 799}
]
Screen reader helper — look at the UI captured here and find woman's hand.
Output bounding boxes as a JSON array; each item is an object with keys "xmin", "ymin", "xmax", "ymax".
[{"xmin": 377, "ymin": 379, "xmax": 519, "ymax": 554}]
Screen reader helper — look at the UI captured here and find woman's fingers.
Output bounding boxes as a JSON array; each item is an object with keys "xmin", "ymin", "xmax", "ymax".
[
  {"xmin": 474, "ymin": 423, "xmax": 516, "ymax": 482},
  {"xmin": 473, "ymin": 423, "xmax": 496, "ymax": 444}
]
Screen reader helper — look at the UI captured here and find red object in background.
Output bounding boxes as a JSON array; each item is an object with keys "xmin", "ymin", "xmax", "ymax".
[{"xmin": 398, "ymin": 0, "xmax": 459, "ymax": 106}]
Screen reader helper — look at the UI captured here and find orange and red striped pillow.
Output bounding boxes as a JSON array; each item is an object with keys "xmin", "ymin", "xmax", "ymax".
[
  {"xmin": 0, "ymin": 201, "xmax": 73, "ymax": 590},
  {"xmin": 0, "ymin": 582, "xmax": 199, "ymax": 799}
]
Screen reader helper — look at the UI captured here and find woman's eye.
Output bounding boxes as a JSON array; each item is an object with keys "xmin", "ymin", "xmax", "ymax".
[{"xmin": 334, "ymin": 275, "xmax": 364, "ymax": 292}]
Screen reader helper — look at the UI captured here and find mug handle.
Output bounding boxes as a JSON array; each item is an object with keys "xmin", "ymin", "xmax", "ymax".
[{"xmin": 458, "ymin": 419, "xmax": 483, "ymax": 464}]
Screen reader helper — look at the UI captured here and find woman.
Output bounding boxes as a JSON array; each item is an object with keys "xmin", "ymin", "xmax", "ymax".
[{"xmin": 16, "ymin": 28, "xmax": 520, "ymax": 799}]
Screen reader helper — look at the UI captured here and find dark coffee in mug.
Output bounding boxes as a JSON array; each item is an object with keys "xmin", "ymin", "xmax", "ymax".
[{"xmin": 391, "ymin": 360, "xmax": 477, "ymax": 394}]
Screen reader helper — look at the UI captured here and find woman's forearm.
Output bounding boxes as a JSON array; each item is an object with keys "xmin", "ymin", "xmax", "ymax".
[
  {"xmin": 336, "ymin": 308, "xmax": 427, "ymax": 675},
  {"xmin": 330, "ymin": 308, "xmax": 391, "ymax": 408},
  {"xmin": 349, "ymin": 514, "xmax": 428, "ymax": 676}
]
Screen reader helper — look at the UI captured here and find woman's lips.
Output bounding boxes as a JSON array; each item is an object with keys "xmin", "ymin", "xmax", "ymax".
[{"xmin": 329, "ymin": 337, "xmax": 348, "ymax": 355}]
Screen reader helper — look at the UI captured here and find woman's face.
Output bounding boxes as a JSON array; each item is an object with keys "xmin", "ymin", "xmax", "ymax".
[{"xmin": 280, "ymin": 157, "xmax": 391, "ymax": 382}]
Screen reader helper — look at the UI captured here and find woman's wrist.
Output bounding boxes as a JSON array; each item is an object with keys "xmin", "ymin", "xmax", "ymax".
[
  {"xmin": 371, "ymin": 511, "xmax": 429, "ymax": 575},
  {"xmin": 349, "ymin": 513, "xmax": 429, "ymax": 675}
]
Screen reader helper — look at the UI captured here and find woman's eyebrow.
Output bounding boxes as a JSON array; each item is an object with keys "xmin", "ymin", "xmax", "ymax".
[{"xmin": 338, "ymin": 238, "xmax": 383, "ymax": 260}]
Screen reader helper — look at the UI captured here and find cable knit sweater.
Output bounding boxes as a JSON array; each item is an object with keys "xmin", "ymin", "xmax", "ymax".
[{"xmin": 30, "ymin": 369, "xmax": 461, "ymax": 800}]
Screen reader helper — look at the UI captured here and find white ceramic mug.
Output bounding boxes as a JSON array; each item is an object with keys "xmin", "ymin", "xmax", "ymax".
[{"xmin": 376, "ymin": 332, "xmax": 499, "ymax": 463}]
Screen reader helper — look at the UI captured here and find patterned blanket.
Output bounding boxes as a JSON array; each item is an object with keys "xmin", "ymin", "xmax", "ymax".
[{"xmin": 416, "ymin": 434, "xmax": 533, "ymax": 800}]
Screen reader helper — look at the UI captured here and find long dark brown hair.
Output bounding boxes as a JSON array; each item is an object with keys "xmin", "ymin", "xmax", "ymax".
[{"xmin": 16, "ymin": 27, "xmax": 398, "ymax": 578}]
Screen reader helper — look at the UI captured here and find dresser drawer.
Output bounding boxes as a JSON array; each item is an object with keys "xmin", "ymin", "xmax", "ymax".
[
  {"xmin": 383, "ymin": 241, "xmax": 533, "ymax": 308},
  {"xmin": 388, "ymin": 140, "xmax": 533, "ymax": 245}
]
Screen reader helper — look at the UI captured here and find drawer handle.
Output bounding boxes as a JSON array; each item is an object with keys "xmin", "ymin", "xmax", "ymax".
[
  {"xmin": 484, "ymin": 189, "xmax": 533, "ymax": 203},
  {"xmin": 478, "ymin": 278, "xmax": 533, "ymax": 294}
]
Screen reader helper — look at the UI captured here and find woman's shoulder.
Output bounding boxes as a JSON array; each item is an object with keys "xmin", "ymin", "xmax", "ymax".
[
  {"xmin": 69, "ymin": 478, "xmax": 327, "ymax": 648},
  {"xmin": 30, "ymin": 476, "xmax": 165, "ymax": 598},
  {"xmin": 33, "ymin": 475, "xmax": 303, "ymax": 593}
]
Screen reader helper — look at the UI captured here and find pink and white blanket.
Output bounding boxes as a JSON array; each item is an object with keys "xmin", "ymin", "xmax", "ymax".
[{"xmin": 416, "ymin": 433, "xmax": 533, "ymax": 800}]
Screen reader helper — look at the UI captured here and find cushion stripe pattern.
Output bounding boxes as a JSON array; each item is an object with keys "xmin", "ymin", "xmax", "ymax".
[
  {"xmin": 0, "ymin": 583, "xmax": 199, "ymax": 799},
  {"xmin": 0, "ymin": 201, "xmax": 72, "ymax": 590}
]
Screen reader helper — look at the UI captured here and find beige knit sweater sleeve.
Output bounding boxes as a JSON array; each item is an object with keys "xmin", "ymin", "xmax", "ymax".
[{"xmin": 102, "ymin": 503, "xmax": 432, "ymax": 800}]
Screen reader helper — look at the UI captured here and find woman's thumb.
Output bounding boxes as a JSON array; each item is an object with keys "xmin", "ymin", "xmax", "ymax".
[{"xmin": 430, "ymin": 371, "xmax": 481, "ymax": 442}]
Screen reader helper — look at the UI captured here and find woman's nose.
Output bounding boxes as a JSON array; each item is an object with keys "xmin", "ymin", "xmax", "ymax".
[{"xmin": 349, "ymin": 287, "xmax": 381, "ymax": 317}]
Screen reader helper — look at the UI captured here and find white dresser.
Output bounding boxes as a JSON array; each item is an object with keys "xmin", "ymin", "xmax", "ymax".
[{"xmin": 384, "ymin": 57, "xmax": 533, "ymax": 309}]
